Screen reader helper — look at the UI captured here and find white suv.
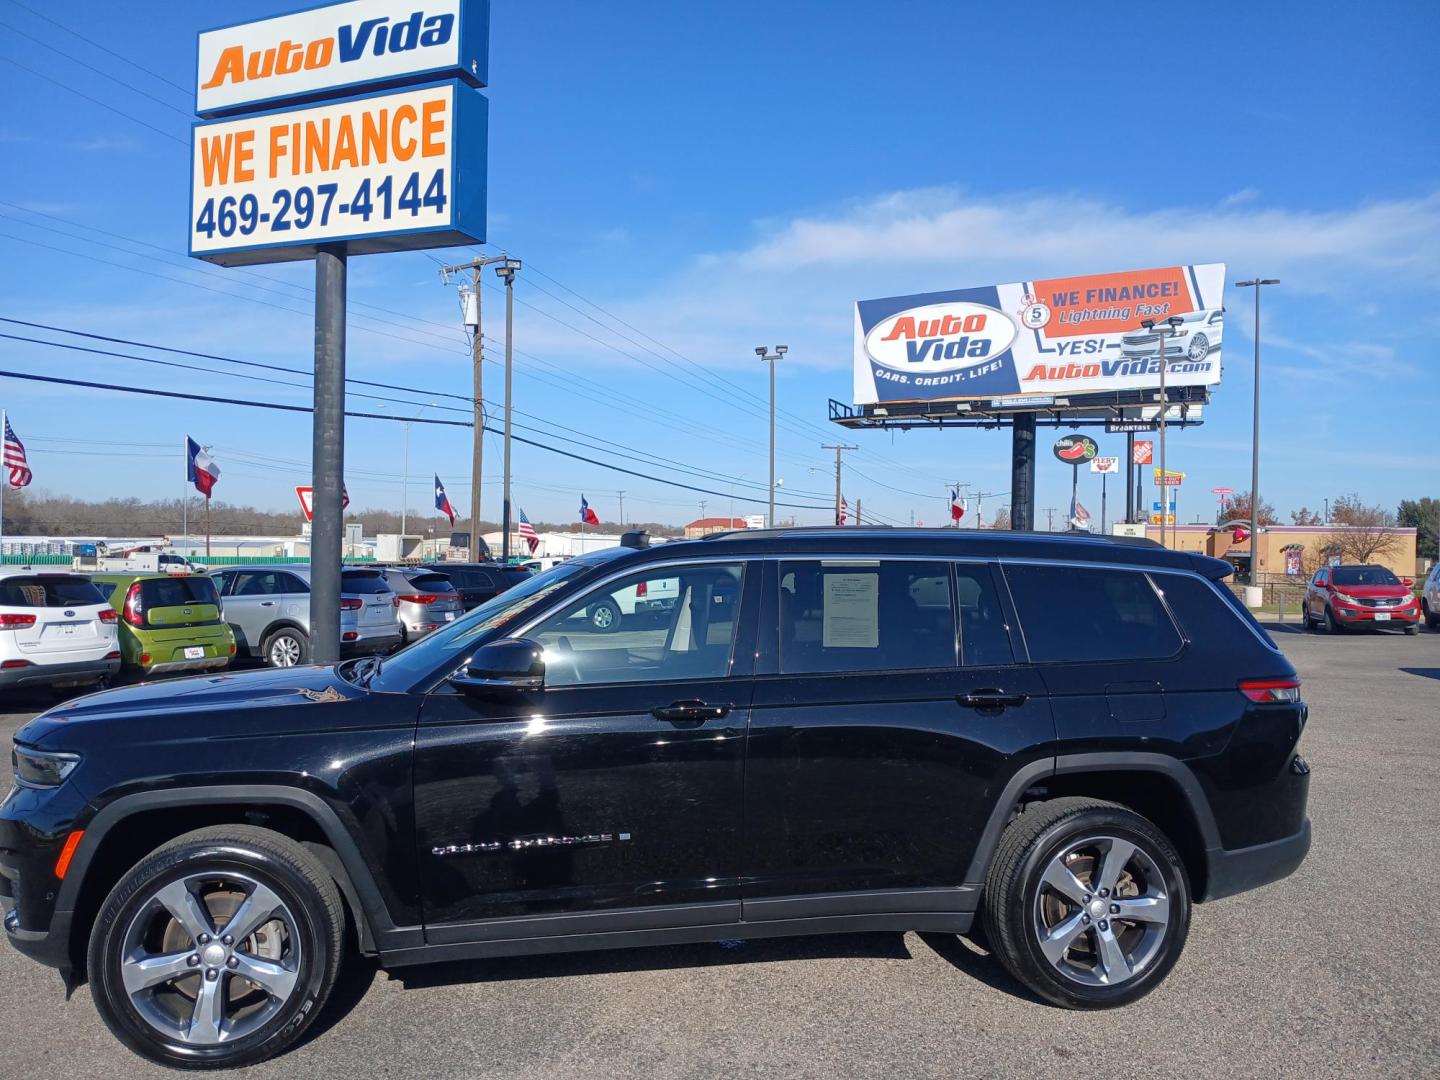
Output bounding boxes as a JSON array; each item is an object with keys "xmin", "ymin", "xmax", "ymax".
[{"xmin": 0, "ymin": 569, "xmax": 121, "ymax": 692}]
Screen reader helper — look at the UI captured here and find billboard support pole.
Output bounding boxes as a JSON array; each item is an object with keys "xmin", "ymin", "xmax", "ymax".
[
  {"xmin": 311, "ymin": 247, "xmax": 346, "ymax": 665},
  {"xmin": 1011, "ymin": 414, "xmax": 1036, "ymax": 531},
  {"xmin": 1125, "ymin": 432, "xmax": 1135, "ymax": 522},
  {"xmin": 1070, "ymin": 464, "xmax": 1078, "ymax": 528},
  {"xmin": 1101, "ymin": 472, "xmax": 1108, "ymax": 534}
]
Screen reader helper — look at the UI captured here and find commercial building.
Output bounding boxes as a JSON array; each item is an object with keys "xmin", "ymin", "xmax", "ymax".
[{"xmin": 1138, "ymin": 523, "xmax": 1420, "ymax": 584}]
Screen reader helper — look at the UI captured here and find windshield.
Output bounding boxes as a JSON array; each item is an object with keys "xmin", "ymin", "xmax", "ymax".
[
  {"xmin": 1331, "ymin": 566, "xmax": 1401, "ymax": 587},
  {"xmin": 364, "ymin": 560, "xmax": 596, "ymax": 690}
]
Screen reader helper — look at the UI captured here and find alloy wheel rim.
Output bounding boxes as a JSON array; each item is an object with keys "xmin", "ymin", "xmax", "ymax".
[
  {"xmin": 119, "ymin": 871, "xmax": 302, "ymax": 1047},
  {"xmin": 1033, "ymin": 834, "xmax": 1170, "ymax": 988},
  {"xmin": 270, "ymin": 636, "xmax": 301, "ymax": 667},
  {"xmin": 1188, "ymin": 335, "xmax": 1207, "ymax": 360},
  {"xmin": 593, "ymin": 606, "xmax": 614, "ymax": 628}
]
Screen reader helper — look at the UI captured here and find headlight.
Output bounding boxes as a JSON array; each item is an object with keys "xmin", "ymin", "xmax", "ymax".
[
  {"xmin": 1334, "ymin": 592, "xmax": 1363, "ymax": 605},
  {"xmin": 12, "ymin": 747, "xmax": 80, "ymax": 789}
]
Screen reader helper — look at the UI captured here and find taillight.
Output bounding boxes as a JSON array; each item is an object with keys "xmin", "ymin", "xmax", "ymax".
[
  {"xmin": 1, "ymin": 659, "xmax": 32, "ymax": 669},
  {"xmin": 340, "ymin": 598, "xmax": 363, "ymax": 611},
  {"xmin": 397, "ymin": 594, "xmax": 438, "ymax": 604},
  {"xmin": 342, "ymin": 631, "xmax": 358, "ymax": 642},
  {"xmin": 98, "ymin": 609, "xmax": 118, "ymax": 624},
  {"xmin": 0, "ymin": 613, "xmax": 37, "ymax": 629},
  {"xmin": 1239, "ymin": 677, "xmax": 1301, "ymax": 704},
  {"xmin": 636, "ymin": 581, "xmax": 648, "ymax": 598},
  {"xmin": 123, "ymin": 583, "xmax": 144, "ymax": 627}
]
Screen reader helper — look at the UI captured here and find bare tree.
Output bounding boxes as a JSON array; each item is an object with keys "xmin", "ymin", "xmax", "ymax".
[
  {"xmin": 1290, "ymin": 507, "xmax": 1323, "ymax": 526},
  {"xmin": 1320, "ymin": 494, "xmax": 1402, "ymax": 564},
  {"xmin": 989, "ymin": 506, "xmax": 1012, "ymax": 530},
  {"xmin": 1218, "ymin": 490, "xmax": 1278, "ymax": 526},
  {"xmin": 1329, "ymin": 492, "xmax": 1395, "ymax": 528}
]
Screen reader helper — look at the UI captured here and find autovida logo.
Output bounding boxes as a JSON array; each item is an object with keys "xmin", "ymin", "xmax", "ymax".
[
  {"xmin": 865, "ymin": 302, "xmax": 1018, "ymax": 373},
  {"xmin": 201, "ymin": 9, "xmax": 457, "ymax": 91}
]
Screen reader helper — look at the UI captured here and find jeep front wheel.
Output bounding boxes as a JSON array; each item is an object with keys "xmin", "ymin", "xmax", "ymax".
[
  {"xmin": 88, "ymin": 825, "xmax": 344, "ymax": 1069},
  {"xmin": 982, "ymin": 797, "xmax": 1191, "ymax": 1009}
]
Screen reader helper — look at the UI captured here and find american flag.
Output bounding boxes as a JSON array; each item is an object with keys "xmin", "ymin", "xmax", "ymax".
[
  {"xmin": 517, "ymin": 507, "xmax": 539, "ymax": 554},
  {"xmin": 3, "ymin": 416, "xmax": 32, "ymax": 489}
]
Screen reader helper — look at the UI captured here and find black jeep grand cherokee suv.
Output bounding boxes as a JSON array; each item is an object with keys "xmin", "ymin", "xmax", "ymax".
[{"xmin": 2, "ymin": 528, "xmax": 1311, "ymax": 1068}]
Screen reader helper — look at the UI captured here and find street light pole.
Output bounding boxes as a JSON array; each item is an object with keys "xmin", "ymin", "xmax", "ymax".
[
  {"xmin": 495, "ymin": 257, "xmax": 522, "ymax": 562},
  {"xmin": 1236, "ymin": 278, "xmax": 1279, "ymax": 592},
  {"xmin": 1142, "ymin": 316, "xmax": 1183, "ymax": 549},
  {"xmin": 756, "ymin": 346, "xmax": 788, "ymax": 526}
]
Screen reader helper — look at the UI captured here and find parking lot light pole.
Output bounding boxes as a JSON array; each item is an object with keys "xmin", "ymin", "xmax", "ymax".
[
  {"xmin": 1141, "ymin": 316, "xmax": 1183, "ymax": 549},
  {"xmin": 495, "ymin": 257, "xmax": 521, "ymax": 562},
  {"xmin": 1236, "ymin": 278, "xmax": 1279, "ymax": 596},
  {"xmin": 756, "ymin": 346, "xmax": 787, "ymax": 526}
]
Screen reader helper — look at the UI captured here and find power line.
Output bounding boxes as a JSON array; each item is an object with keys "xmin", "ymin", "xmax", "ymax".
[
  {"xmin": 0, "ymin": 55, "xmax": 188, "ymax": 146},
  {"xmin": 4, "ymin": 0, "xmax": 194, "ymax": 94},
  {"xmin": 0, "ymin": 17, "xmax": 194, "ymax": 117},
  {"xmin": 0, "ymin": 367, "xmax": 833, "ymax": 510}
]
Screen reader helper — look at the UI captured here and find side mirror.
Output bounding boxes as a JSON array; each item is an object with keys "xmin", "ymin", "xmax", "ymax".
[
  {"xmin": 451, "ymin": 638, "xmax": 545, "ymax": 696},
  {"xmin": 1401, "ymin": 577, "xmax": 1414, "ymax": 588}
]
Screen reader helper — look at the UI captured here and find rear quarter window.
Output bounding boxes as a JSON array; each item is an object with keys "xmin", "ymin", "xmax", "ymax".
[{"xmin": 1003, "ymin": 563, "xmax": 1183, "ymax": 663}]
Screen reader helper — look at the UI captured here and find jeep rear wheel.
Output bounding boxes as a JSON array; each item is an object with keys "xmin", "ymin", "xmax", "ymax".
[
  {"xmin": 88, "ymin": 826, "xmax": 343, "ymax": 1070},
  {"xmin": 982, "ymin": 798, "xmax": 1190, "ymax": 1009}
]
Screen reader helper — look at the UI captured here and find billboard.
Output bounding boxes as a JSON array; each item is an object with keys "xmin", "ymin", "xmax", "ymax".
[
  {"xmin": 196, "ymin": 0, "xmax": 488, "ymax": 117},
  {"xmin": 853, "ymin": 263, "xmax": 1225, "ymax": 406},
  {"xmin": 189, "ymin": 79, "xmax": 486, "ymax": 265}
]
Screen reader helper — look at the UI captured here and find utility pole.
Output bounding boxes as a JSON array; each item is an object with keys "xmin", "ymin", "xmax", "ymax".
[
  {"xmin": 617, "ymin": 490, "xmax": 626, "ymax": 528},
  {"xmin": 494, "ymin": 256, "xmax": 521, "ymax": 562},
  {"xmin": 1044, "ymin": 507, "xmax": 1056, "ymax": 532},
  {"xmin": 441, "ymin": 253, "xmax": 509, "ymax": 557},
  {"xmin": 856, "ymin": 499, "xmax": 862, "ymax": 526},
  {"xmin": 699, "ymin": 500, "xmax": 707, "ymax": 522},
  {"xmin": 822, "ymin": 443, "xmax": 858, "ymax": 525},
  {"xmin": 756, "ymin": 346, "xmax": 788, "ymax": 526},
  {"xmin": 1236, "ymin": 277, "xmax": 1279, "ymax": 593}
]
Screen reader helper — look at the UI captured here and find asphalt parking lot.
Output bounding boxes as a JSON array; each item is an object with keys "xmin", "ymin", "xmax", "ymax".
[{"xmin": 1, "ymin": 626, "xmax": 1436, "ymax": 1079}]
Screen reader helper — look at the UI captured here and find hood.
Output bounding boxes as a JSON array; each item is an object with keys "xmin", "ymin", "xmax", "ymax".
[
  {"xmin": 1332, "ymin": 584, "xmax": 1410, "ymax": 598},
  {"xmin": 15, "ymin": 664, "xmax": 365, "ymax": 749}
]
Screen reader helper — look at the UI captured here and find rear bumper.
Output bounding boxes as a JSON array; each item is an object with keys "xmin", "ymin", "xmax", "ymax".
[
  {"xmin": 342, "ymin": 634, "xmax": 401, "ymax": 655},
  {"xmin": 142, "ymin": 656, "xmax": 231, "ymax": 675},
  {"xmin": 1200, "ymin": 817, "xmax": 1312, "ymax": 902},
  {"xmin": 0, "ymin": 657, "xmax": 120, "ymax": 689}
]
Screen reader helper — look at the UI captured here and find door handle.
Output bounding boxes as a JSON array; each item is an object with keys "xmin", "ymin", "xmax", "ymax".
[
  {"xmin": 957, "ymin": 689, "xmax": 1028, "ymax": 710},
  {"xmin": 652, "ymin": 700, "xmax": 732, "ymax": 723},
  {"xmin": 260, "ymin": 601, "xmax": 275, "ymax": 607}
]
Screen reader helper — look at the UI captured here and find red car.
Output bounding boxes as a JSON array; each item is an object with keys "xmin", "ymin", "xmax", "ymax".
[{"xmin": 1303, "ymin": 564, "xmax": 1420, "ymax": 634}]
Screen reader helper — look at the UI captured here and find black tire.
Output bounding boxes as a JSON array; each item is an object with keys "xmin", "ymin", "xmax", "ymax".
[
  {"xmin": 1303, "ymin": 604, "xmax": 1320, "ymax": 633},
  {"xmin": 261, "ymin": 627, "xmax": 309, "ymax": 669},
  {"xmin": 1404, "ymin": 624, "xmax": 1419, "ymax": 636},
  {"xmin": 1423, "ymin": 599, "xmax": 1438, "ymax": 629},
  {"xmin": 588, "ymin": 598, "xmax": 622, "ymax": 633},
  {"xmin": 1324, "ymin": 606, "xmax": 1343, "ymax": 634},
  {"xmin": 982, "ymin": 797, "xmax": 1191, "ymax": 1009},
  {"xmin": 88, "ymin": 825, "xmax": 344, "ymax": 1070}
]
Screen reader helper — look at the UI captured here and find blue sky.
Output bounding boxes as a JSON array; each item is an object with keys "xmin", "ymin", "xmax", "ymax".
[{"xmin": 1, "ymin": 0, "xmax": 1437, "ymax": 531}]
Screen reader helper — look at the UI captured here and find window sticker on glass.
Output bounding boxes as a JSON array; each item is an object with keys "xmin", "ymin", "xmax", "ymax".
[{"xmin": 822, "ymin": 572, "xmax": 879, "ymax": 648}]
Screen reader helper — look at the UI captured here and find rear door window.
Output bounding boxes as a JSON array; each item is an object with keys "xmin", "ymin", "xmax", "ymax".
[
  {"xmin": 778, "ymin": 560, "xmax": 954, "ymax": 674},
  {"xmin": 0, "ymin": 576, "xmax": 108, "ymax": 607},
  {"xmin": 954, "ymin": 564, "xmax": 1015, "ymax": 666},
  {"xmin": 1003, "ymin": 563, "xmax": 1182, "ymax": 663}
]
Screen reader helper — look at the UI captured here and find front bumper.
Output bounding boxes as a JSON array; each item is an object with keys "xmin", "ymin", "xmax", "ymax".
[
  {"xmin": 1201, "ymin": 817, "xmax": 1312, "ymax": 902},
  {"xmin": 1332, "ymin": 604, "xmax": 1420, "ymax": 626},
  {"xmin": 0, "ymin": 656, "xmax": 120, "ymax": 689}
]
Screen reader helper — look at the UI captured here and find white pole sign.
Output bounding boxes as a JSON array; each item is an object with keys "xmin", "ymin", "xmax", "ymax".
[
  {"xmin": 189, "ymin": 80, "xmax": 486, "ymax": 266},
  {"xmin": 196, "ymin": 0, "xmax": 488, "ymax": 117}
]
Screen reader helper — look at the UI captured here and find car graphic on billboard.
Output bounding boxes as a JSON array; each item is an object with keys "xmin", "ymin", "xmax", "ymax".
[
  {"xmin": 853, "ymin": 263, "xmax": 1225, "ymax": 406},
  {"xmin": 1119, "ymin": 308, "xmax": 1224, "ymax": 363}
]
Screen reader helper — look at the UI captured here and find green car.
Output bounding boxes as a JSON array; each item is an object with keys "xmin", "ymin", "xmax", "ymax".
[{"xmin": 89, "ymin": 573, "xmax": 236, "ymax": 677}]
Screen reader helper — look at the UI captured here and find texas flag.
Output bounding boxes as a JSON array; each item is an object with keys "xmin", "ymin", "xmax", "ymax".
[
  {"xmin": 1069, "ymin": 496, "xmax": 1092, "ymax": 531},
  {"xmin": 579, "ymin": 494, "xmax": 600, "ymax": 525},
  {"xmin": 434, "ymin": 475, "xmax": 457, "ymax": 526},
  {"xmin": 186, "ymin": 437, "xmax": 219, "ymax": 499},
  {"xmin": 951, "ymin": 488, "xmax": 967, "ymax": 522}
]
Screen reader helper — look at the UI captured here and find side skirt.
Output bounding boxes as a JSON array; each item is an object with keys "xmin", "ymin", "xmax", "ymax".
[{"xmin": 379, "ymin": 910, "xmax": 975, "ymax": 969}]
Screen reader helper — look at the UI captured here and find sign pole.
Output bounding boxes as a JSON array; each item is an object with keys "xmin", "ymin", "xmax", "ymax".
[
  {"xmin": 1125, "ymin": 432, "xmax": 1135, "ymax": 522},
  {"xmin": 1012, "ymin": 414, "xmax": 1036, "ymax": 531},
  {"xmin": 1070, "ymin": 463, "xmax": 1078, "ymax": 527},
  {"xmin": 311, "ymin": 248, "xmax": 346, "ymax": 664},
  {"xmin": 1101, "ymin": 472, "xmax": 1108, "ymax": 534}
]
